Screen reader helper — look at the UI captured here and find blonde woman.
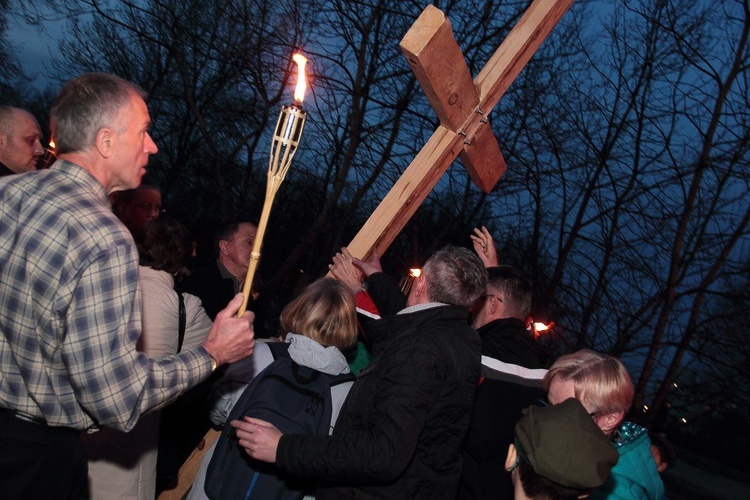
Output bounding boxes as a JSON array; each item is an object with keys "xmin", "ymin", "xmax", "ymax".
[{"xmin": 188, "ymin": 278, "xmax": 358, "ymax": 499}]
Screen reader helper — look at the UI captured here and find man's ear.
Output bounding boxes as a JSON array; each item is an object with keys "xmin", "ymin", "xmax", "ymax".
[
  {"xmin": 490, "ymin": 294, "xmax": 500, "ymax": 314},
  {"xmin": 597, "ymin": 411, "xmax": 624, "ymax": 435},
  {"xmin": 218, "ymin": 240, "xmax": 229, "ymax": 255},
  {"xmin": 415, "ymin": 274, "xmax": 427, "ymax": 298},
  {"xmin": 504, "ymin": 443, "xmax": 518, "ymax": 472},
  {"xmin": 94, "ymin": 127, "xmax": 115, "ymax": 158}
]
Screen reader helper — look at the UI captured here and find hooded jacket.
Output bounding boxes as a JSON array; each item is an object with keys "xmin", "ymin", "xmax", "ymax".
[{"xmin": 591, "ymin": 421, "xmax": 665, "ymax": 500}]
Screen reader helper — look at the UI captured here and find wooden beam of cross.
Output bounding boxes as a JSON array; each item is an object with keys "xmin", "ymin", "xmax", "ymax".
[
  {"xmin": 161, "ymin": 2, "xmax": 573, "ymax": 498},
  {"xmin": 345, "ymin": 0, "xmax": 574, "ymax": 261}
]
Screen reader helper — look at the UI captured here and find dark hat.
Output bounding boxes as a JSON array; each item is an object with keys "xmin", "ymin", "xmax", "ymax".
[{"xmin": 515, "ymin": 398, "xmax": 620, "ymax": 489}]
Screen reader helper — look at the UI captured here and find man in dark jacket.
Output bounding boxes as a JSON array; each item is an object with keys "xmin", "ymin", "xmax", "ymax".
[
  {"xmin": 232, "ymin": 246, "xmax": 487, "ymax": 499},
  {"xmin": 178, "ymin": 221, "xmax": 259, "ymax": 321},
  {"xmin": 472, "ymin": 265, "xmax": 547, "ymax": 365},
  {"xmin": 161, "ymin": 220, "xmax": 262, "ymax": 490},
  {"xmin": 457, "ymin": 265, "xmax": 550, "ymax": 500}
]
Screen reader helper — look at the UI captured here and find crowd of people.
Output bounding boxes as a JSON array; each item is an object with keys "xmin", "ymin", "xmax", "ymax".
[{"xmin": 0, "ymin": 73, "xmax": 672, "ymax": 500}]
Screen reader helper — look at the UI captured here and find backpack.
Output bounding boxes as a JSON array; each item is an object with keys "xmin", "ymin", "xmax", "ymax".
[{"xmin": 204, "ymin": 341, "xmax": 355, "ymax": 500}]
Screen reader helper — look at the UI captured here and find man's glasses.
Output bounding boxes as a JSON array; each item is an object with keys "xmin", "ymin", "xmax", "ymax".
[
  {"xmin": 480, "ymin": 294, "xmax": 503, "ymax": 303},
  {"xmin": 128, "ymin": 201, "xmax": 165, "ymax": 215}
]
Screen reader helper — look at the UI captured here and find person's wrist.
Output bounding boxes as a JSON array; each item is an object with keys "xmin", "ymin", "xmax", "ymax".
[
  {"xmin": 202, "ymin": 343, "xmax": 221, "ymax": 370},
  {"xmin": 345, "ymin": 280, "xmax": 365, "ymax": 295}
]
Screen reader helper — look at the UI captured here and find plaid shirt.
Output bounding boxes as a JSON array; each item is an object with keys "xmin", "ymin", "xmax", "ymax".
[{"xmin": 0, "ymin": 160, "xmax": 212, "ymax": 431}]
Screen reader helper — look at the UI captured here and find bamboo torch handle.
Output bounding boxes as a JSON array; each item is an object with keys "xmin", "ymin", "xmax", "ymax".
[{"xmin": 237, "ymin": 187, "xmax": 277, "ymax": 316}]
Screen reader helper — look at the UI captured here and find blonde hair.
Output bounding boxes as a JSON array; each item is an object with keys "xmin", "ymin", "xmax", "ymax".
[
  {"xmin": 543, "ymin": 350, "xmax": 634, "ymax": 418},
  {"xmin": 279, "ymin": 278, "xmax": 357, "ymax": 351}
]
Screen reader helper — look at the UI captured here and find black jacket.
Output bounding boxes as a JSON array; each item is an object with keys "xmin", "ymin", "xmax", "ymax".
[
  {"xmin": 0, "ymin": 162, "xmax": 15, "ymax": 177},
  {"xmin": 456, "ymin": 318, "xmax": 548, "ymax": 500},
  {"xmin": 277, "ymin": 304, "xmax": 482, "ymax": 499},
  {"xmin": 364, "ymin": 272, "xmax": 407, "ymax": 317},
  {"xmin": 478, "ymin": 317, "xmax": 549, "ymax": 367},
  {"xmin": 177, "ymin": 260, "xmax": 235, "ymax": 321},
  {"xmin": 177, "ymin": 260, "xmax": 267, "ymax": 335}
]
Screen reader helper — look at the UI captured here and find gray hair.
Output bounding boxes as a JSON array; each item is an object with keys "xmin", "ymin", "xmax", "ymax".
[
  {"xmin": 50, "ymin": 73, "xmax": 147, "ymax": 155},
  {"xmin": 422, "ymin": 246, "xmax": 487, "ymax": 309}
]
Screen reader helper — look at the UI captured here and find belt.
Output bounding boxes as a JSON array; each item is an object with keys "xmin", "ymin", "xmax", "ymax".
[{"xmin": 0, "ymin": 407, "xmax": 48, "ymax": 426}]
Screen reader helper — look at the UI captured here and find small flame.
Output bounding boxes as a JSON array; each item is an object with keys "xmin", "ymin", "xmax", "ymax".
[
  {"xmin": 49, "ymin": 141, "xmax": 56, "ymax": 149},
  {"xmin": 409, "ymin": 268, "xmax": 422, "ymax": 278},
  {"xmin": 292, "ymin": 53, "xmax": 307, "ymax": 103},
  {"xmin": 533, "ymin": 322, "xmax": 552, "ymax": 332},
  {"xmin": 530, "ymin": 321, "xmax": 555, "ymax": 339}
]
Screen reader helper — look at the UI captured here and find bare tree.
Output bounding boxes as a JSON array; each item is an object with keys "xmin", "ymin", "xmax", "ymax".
[
  {"xmin": 27, "ymin": 0, "xmax": 312, "ymax": 227},
  {"xmin": 14, "ymin": 1, "xmax": 748, "ymax": 434},
  {"xmin": 480, "ymin": 0, "xmax": 750, "ymax": 425},
  {"xmin": 0, "ymin": 0, "xmax": 27, "ymax": 101}
]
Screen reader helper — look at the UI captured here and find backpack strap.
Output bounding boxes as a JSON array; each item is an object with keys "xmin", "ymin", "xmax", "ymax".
[
  {"xmin": 266, "ymin": 341, "xmax": 319, "ymax": 382},
  {"xmin": 266, "ymin": 340, "xmax": 290, "ymax": 360},
  {"xmin": 176, "ymin": 291, "xmax": 186, "ymax": 352}
]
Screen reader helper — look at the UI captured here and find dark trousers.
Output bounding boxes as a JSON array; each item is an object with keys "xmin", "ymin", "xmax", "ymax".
[{"xmin": 0, "ymin": 408, "xmax": 87, "ymax": 500}]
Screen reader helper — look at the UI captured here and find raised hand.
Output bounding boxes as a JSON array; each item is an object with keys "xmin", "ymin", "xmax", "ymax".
[
  {"xmin": 470, "ymin": 226, "xmax": 499, "ymax": 267},
  {"xmin": 329, "ymin": 248, "xmax": 365, "ymax": 295}
]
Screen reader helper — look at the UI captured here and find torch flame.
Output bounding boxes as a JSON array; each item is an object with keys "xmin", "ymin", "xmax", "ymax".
[
  {"xmin": 292, "ymin": 53, "xmax": 307, "ymax": 103},
  {"xmin": 409, "ymin": 268, "xmax": 422, "ymax": 278},
  {"xmin": 531, "ymin": 321, "xmax": 554, "ymax": 338}
]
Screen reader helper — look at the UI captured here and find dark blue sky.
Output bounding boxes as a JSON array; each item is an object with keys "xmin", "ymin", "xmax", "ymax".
[{"xmin": 7, "ymin": 8, "xmax": 66, "ymax": 89}]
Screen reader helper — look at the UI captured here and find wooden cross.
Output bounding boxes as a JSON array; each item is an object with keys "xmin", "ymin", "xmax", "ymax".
[
  {"xmin": 160, "ymin": 1, "xmax": 573, "ymax": 497},
  {"xmin": 345, "ymin": 0, "xmax": 574, "ymax": 260}
]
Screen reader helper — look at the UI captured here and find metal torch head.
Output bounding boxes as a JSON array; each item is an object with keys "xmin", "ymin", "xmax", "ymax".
[{"xmin": 269, "ymin": 104, "xmax": 307, "ymax": 177}]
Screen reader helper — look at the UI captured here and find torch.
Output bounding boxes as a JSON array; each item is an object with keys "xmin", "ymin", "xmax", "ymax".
[
  {"xmin": 238, "ymin": 53, "xmax": 308, "ymax": 316},
  {"xmin": 399, "ymin": 268, "xmax": 422, "ymax": 295},
  {"xmin": 37, "ymin": 141, "xmax": 57, "ymax": 170}
]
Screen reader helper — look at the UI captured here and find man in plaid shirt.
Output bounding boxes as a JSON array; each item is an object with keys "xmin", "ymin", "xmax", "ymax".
[{"xmin": 0, "ymin": 73, "xmax": 255, "ymax": 499}]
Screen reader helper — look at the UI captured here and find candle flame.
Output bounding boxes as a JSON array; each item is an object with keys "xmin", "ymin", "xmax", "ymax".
[
  {"xmin": 292, "ymin": 53, "xmax": 307, "ymax": 103},
  {"xmin": 49, "ymin": 141, "xmax": 55, "ymax": 149},
  {"xmin": 409, "ymin": 268, "xmax": 422, "ymax": 278}
]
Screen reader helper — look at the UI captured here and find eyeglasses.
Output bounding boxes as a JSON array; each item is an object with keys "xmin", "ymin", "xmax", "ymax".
[
  {"xmin": 127, "ymin": 201, "xmax": 165, "ymax": 214},
  {"xmin": 480, "ymin": 294, "xmax": 503, "ymax": 303}
]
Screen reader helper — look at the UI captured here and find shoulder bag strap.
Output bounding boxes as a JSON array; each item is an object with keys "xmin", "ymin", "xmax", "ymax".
[{"xmin": 177, "ymin": 291, "xmax": 186, "ymax": 352}]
